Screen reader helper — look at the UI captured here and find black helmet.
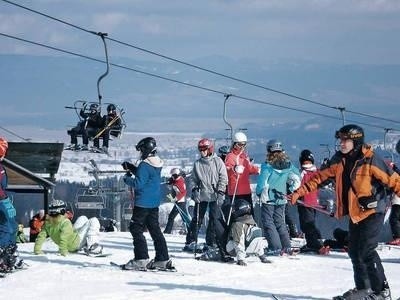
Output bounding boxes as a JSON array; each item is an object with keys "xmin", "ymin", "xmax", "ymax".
[
  {"xmin": 267, "ymin": 139, "xmax": 283, "ymax": 153},
  {"xmin": 107, "ymin": 104, "xmax": 116, "ymax": 112},
  {"xmin": 136, "ymin": 137, "xmax": 157, "ymax": 159},
  {"xmin": 299, "ymin": 149, "xmax": 315, "ymax": 164},
  {"xmin": 396, "ymin": 140, "xmax": 400, "ymax": 155},
  {"xmin": 335, "ymin": 124, "xmax": 364, "ymax": 150},
  {"xmin": 89, "ymin": 103, "xmax": 99, "ymax": 114},
  {"xmin": 48, "ymin": 199, "xmax": 66, "ymax": 216},
  {"xmin": 218, "ymin": 145, "xmax": 230, "ymax": 155},
  {"xmin": 232, "ymin": 199, "xmax": 252, "ymax": 220}
]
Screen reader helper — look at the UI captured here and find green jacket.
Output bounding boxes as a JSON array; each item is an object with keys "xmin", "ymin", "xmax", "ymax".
[{"xmin": 34, "ymin": 215, "xmax": 80, "ymax": 256}]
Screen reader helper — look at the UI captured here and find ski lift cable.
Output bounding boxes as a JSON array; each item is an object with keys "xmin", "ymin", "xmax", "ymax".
[
  {"xmin": 2, "ymin": 0, "xmax": 400, "ymax": 126},
  {"xmin": 1, "ymin": 31, "xmax": 400, "ymax": 133},
  {"xmin": 0, "ymin": 125, "xmax": 31, "ymax": 142}
]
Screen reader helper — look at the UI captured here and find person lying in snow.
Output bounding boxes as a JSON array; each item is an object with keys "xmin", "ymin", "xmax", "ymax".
[{"xmin": 34, "ymin": 199, "xmax": 103, "ymax": 256}]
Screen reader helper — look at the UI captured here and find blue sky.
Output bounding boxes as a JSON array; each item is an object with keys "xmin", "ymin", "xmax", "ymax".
[{"xmin": 1, "ymin": 0, "xmax": 400, "ymax": 65}]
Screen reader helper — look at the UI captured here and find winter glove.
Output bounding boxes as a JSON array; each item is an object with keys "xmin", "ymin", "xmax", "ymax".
[
  {"xmin": 0, "ymin": 198, "xmax": 16, "ymax": 218},
  {"xmin": 216, "ymin": 191, "xmax": 225, "ymax": 206},
  {"xmin": 234, "ymin": 165, "xmax": 245, "ymax": 174},
  {"xmin": 59, "ymin": 250, "xmax": 68, "ymax": 257},
  {"xmin": 287, "ymin": 192, "xmax": 300, "ymax": 205},
  {"xmin": 358, "ymin": 196, "xmax": 378, "ymax": 210},
  {"xmin": 121, "ymin": 161, "xmax": 137, "ymax": 174},
  {"xmin": 166, "ymin": 193, "xmax": 177, "ymax": 202}
]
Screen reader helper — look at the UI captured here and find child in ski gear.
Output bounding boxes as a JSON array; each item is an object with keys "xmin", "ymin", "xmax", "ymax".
[
  {"xmin": 93, "ymin": 103, "xmax": 122, "ymax": 153},
  {"xmin": 164, "ymin": 168, "xmax": 189, "ymax": 234},
  {"xmin": 67, "ymin": 103, "xmax": 104, "ymax": 151},
  {"xmin": 256, "ymin": 139, "xmax": 300, "ymax": 253},
  {"xmin": 34, "ymin": 200, "xmax": 102, "ymax": 256},
  {"xmin": 296, "ymin": 149, "xmax": 329, "ymax": 255},
  {"xmin": 123, "ymin": 137, "xmax": 173, "ymax": 271},
  {"xmin": 288, "ymin": 124, "xmax": 397, "ymax": 300},
  {"xmin": 225, "ymin": 199, "xmax": 270, "ymax": 266},
  {"xmin": 0, "ymin": 137, "xmax": 23, "ymax": 274},
  {"xmin": 29, "ymin": 209, "xmax": 45, "ymax": 242},
  {"xmin": 225, "ymin": 132, "xmax": 259, "ymax": 217},
  {"xmin": 16, "ymin": 224, "xmax": 28, "ymax": 243},
  {"xmin": 184, "ymin": 138, "xmax": 229, "ymax": 261},
  {"xmin": 387, "ymin": 163, "xmax": 400, "ymax": 246}
]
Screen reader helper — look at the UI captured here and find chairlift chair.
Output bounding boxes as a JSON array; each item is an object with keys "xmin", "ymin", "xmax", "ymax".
[
  {"xmin": 75, "ymin": 186, "xmax": 106, "ymax": 209},
  {"xmin": 122, "ymin": 201, "xmax": 133, "ymax": 220}
]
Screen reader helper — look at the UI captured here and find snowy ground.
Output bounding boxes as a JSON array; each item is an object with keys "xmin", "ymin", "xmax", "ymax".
[{"xmin": 2, "ymin": 231, "xmax": 400, "ymax": 300}]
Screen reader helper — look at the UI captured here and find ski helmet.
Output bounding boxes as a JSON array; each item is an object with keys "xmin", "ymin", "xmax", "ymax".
[
  {"xmin": 48, "ymin": 199, "xmax": 66, "ymax": 216},
  {"xmin": 89, "ymin": 103, "xmax": 99, "ymax": 114},
  {"xmin": 299, "ymin": 149, "xmax": 315, "ymax": 164},
  {"xmin": 232, "ymin": 199, "xmax": 252, "ymax": 220},
  {"xmin": 170, "ymin": 167, "xmax": 181, "ymax": 179},
  {"xmin": 0, "ymin": 137, "xmax": 8, "ymax": 158},
  {"xmin": 107, "ymin": 104, "xmax": 116, "ymax": 112},
  {"xmin": 396, "ymin": 140, "xmax": 400, "ymax": 155},
  {"xmin": 335, "ymin": 124, "xmax": 364, "ymax": 150},
  {"xmin": 198, "ymin": 138, "xmax": 214, "ymax": 154},
  {"xmin": 233, "ymin": 132, "xmax": 247, "ymax": 143},
  {"xmin": 267, "ymin": 139, "xmax": 283, "ymax": 153},
  {"xmin": 218, "ymin": 145, "xmax": 230, "ymax": 156},
  {"xmin": 136, "ymin": 137, "xmax": 157, "ymax": 159}
]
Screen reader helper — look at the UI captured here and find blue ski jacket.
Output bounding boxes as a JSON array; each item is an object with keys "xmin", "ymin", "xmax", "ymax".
[{"xmin": 123, "ymin": 156, "xmax": 164, "ymax": 208}]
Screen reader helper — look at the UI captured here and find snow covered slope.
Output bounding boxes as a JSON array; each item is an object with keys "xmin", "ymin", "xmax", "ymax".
[{"xmin": 3, "ymin": 231, "xmax": 400, "ymax": 300}]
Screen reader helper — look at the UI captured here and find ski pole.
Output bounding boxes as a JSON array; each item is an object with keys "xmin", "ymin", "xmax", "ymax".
[
  {"xmin": 93, "ymin": 115, "xmax": 121, "ymax": 139},
  {"xmin": 226, "ymin": 172, "xmax": 240, "ymax": 226},
  {"xmin": 296, "ymin": 199, "xmax": 335, "ymax": 217},
  {"xmin": 194, "ymin": 201, "xmax": 201, "ymax": 259}
]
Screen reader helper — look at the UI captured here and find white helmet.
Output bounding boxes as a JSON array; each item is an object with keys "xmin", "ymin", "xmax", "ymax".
[
  {"xmin": 233, "ymin": 132, "xmax": 247, "ymax": 143},
  {"xmin": 170, "ymin": 168, "xmax": 181, "ymax": 176}
]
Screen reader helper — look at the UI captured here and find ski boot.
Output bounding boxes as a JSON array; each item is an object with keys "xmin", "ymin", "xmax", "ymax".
[
  {"xmin": 237, "ymin": 260, "xmax": 247, "ymax": 266},
  {"xmin": 85, "ymin": 243, "xmax": 103, "ymax": 255},
  {"xmin": 146, "ymin": 259, "xmax": 176, "ymax": 271},
  {"xmin": 362, "ymin": 282, "xmax": 391, "ymax": 300},
  {"xmin": 123, "ymin": 259, "xmax": 149, "ymax": 271},
  {"xmin": 258, "ymin": 254, "xmax": 272, "ymax": 263},
  {"xmin": 332, "ymin": 287, "xmax": 373, "ymax": 300}
]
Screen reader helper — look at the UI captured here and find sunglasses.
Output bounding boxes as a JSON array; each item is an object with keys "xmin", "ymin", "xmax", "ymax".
[
  {"xmin": 198, "ymin": 147, "xmax": 208, "ymax": 152},
  {"xmin": 236, "ymin": 143, "xmax": 246, "ymax": 147}
]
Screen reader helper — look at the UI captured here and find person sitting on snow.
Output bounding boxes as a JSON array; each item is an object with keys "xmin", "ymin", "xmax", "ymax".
[
  {"xmin": 34, "ymin": 199, "xmax": 103, "ymax": 256},
  {"xmin": 225, "ymin": 199, "xmax": 271, "ymax": 266}
]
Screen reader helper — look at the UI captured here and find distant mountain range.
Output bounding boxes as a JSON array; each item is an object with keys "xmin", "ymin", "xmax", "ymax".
[{"xmin": 1, "ymin": 54, "xmax": 400, "ymax": 154}]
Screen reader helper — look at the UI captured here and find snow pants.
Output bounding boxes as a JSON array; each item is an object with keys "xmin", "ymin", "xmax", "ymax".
[
  {"xmin": 164, "ymin": 201, "xmax": 189, "ymax": 234},
  {"xmin": 185, "ymin": 201, "xmax": 220, "ymax": 247},
  {"xmin": 129, "ymin": 206, "xmax": 169, "ymax": 262},
  {"xmin": 297, "ymin": 205, "xmax": 322, "ymax": 249},
  {"xmin": 261, "ymin": 203, "xmax": 291, "ymax": 250},
  {"xmin": 389, "ymin": 204, "xmax": 400, "ymax": 239},
  {"xmin": 348, "ymin": 213, "xmax": 387, "ymax": 294},
  {"xmin": 73, "ymin": 216, "xmax": 101, "ymax": 250},
  {"xmin": 0, "ymin": 198, "xmax": 17, "ymax": 247}
]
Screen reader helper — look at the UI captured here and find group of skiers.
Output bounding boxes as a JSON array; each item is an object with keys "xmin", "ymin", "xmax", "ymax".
[
  {"xmin": 121, "ymin": 124, "xmax": 400, "ymax": 299},
  {"xmin": 2, "ymin": 122, "xmax": 400, "ymax": 300},
  {"xmin": 67, "ymin": 103, "xmax": 123, "ymax": 154}
]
